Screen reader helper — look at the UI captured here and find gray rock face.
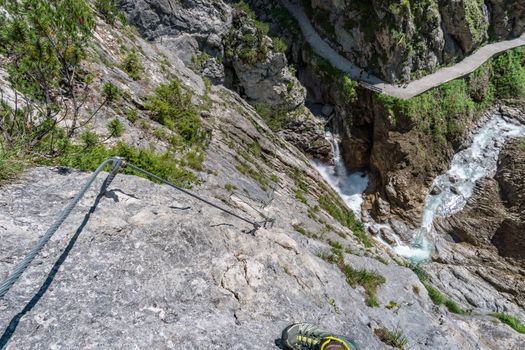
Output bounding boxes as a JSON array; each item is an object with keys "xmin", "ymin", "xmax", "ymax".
[
  {"xmin": 489, "ymin": 0, "xmax": 525, "ymax": 37},
  {"xmin": 233, "ymin": 52, "xmax": 305, "ymax": 111},
  {"xmin": 122, "ymin": 0, "xmax": 304, "ymax": 111},
  {"xmin": 440, "ymin": 0, "xmax": 490, "ymax": 53},
  {"xmin": 277, "ymin": 109, "xmax": 332, "ymax": 162},
  {"xmin": 121, "ymin": 0, "xmax": 232, "ymax": 56},
  {"xmin": 120, "ymin": 0, "xmax": 327, "ymax": 158},
  {"xmin": 1, "ymin": 167, "xmax": 524, "ymax": 349},
  {"xmin": 429, "ymin": 138, "xmax": 525, "ymax": 318}
]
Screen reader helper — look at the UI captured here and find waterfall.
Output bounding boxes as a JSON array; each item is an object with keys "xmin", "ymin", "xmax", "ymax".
[
  {"xmin": 313, "ymin": 114, "xmax": 525, "ymax": 262},
  {"xmin": 313, "ymin": 131, "xmax": 369, "ymax": 218},
  {"xmin": 402, "ymin": 115, "xmax": 525, "ymax": 259}
]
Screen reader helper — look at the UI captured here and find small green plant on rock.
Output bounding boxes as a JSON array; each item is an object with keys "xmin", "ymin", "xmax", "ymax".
[
  {"xmin": 80, "ymin": 130, "xmax": 100, "ymax": 149},
  {"xmin": 374, "ymin": 327, "xmax": 408, "ymax": 350},
  {"xmin": 386, "ymin": 301, "xmax": 398, "ymax": 310},
  {"xmin": 322, "ymin": 248, "xmax": 385, "ymax": 307},
  {"xmin": 126, "ymin": 109, "xmax": 138, "ymax": 124},
  {"xmin": 122, "ymin": 49, "xmax": 144, "ymax": 80},
  {"xmin": 491, "ymin": 313, "xmax": 525, "ymax": 334},
  {"xmin": 192, "ymin": 52, "xmax": 210, "ymax": 71},
  {"xmin": 410, "ymin": 264, "xmax": 466, "ymax": 315},
  {"xmin": 318, "ymin": 195, "xmax": 373, "ymax": 248},
  {"xmin": 107, "ymin": 118, "xmax": 124, "ymax": 138},
  {"xmin": 102, "ymin": 82, "xmax": 123, "ymax": 104},
  {"xmin": 293, "ymin": 224, "xmax": 307, "ymax": 236},
  {"xmin": 518, "ymin": 138, "xmax": 525, "ymax": 151},
  {"xmin": 145, "ymin": 79, "xmax": 204, "ymax": 144},
  {"xmin": 95, "ymin": 0, "xmax": 123, "ymax": 25},
  {"xmin": 224, "ymin": 183, "xmax": 237, "ymax": 192},
  {"xmin": 327, "ymin": 298, "xmax": 341, "ymax": 314},
  {"xmin": 272, "ymin": 37, "xmax": 288, "ymax": 53}
]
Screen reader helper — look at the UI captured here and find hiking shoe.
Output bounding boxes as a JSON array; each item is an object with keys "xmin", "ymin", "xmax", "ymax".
[{"xmin": 280, "ymin": 323, "xmax": 359, "ymax": 350}]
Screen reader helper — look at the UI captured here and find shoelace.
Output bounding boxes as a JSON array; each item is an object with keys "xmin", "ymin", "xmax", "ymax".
[{"xmin": 296, "ymin": 324, "xmax": 323, "ymax": 349}]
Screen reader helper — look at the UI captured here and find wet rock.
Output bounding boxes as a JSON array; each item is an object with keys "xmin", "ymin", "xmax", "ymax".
[
  {"xmin": 435, "ymin": 178, "xmax": 507, "ymax": 246},
  {"xmin": 430, "ymin": 186, "xmax": 442, "ymax": 195},
  {"xmin": 389, "ymin": 220, "xmax": 415, "ymax": 244},
  {"xmin": 431, "ymin": 138, "xmax": 525, "ymax": 315},
  {"xmin": 278, "ymin": 109, "xmax": 332, "ymax": 161},
  {"xmin": 379, "ymin": 228, "xmax": 398, "ymax": 246}
]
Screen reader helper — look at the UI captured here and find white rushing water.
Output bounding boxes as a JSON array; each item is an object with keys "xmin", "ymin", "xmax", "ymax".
[
  {"xmin": 404, "ymin": 115, "xmax": 525, "ymax": 258},
  {"xmin": 314, "ymin": 115, "xmax": 525, "ymax": 261},
  {"xmin": 313, "ymin": 131, "xmax": 369, "ymax": 217}
]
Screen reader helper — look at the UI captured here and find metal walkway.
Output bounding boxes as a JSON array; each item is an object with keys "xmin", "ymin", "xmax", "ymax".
[{"xmin": 281, "ymin": 0, "xmax": 525, "ymax": 99}]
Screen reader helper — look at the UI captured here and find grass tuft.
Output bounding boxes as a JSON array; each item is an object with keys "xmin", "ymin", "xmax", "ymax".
[
  {"xmin": 318, "ymin": 195, "xmax": 373, "ymax": 248},
  {"xmin": 320, "ymin": 247, "xmax": 385, "ymax": 307},
  {"xmin": 409, "ymin": 264, "xmax": 466, "ymax": 314},
  {"xmin": 375, "ymin": 327, "xmax": 409, "ymax": 350},
  {"xmin": 491, "ymin": 313, "xmax": 525, "ymax": 334}
]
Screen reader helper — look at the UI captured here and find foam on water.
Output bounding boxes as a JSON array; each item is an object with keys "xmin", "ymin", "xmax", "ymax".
[
  {"xmin": 408, "ymin": 115, "xmax": 525, "ymax": 259},
  {"xmin": 314, "ymin": 115, "xmax": 525, "ymax": 262},
  {"xmin": 313, "ymin": 131, "xmax": 369, "ymax": 218}
]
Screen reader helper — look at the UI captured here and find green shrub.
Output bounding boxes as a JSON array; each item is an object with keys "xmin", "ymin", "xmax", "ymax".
[
  {"xmin": 425, "ymin": 284, "xmax": 446, "ymax": 305},
  {"xmin": 182, "ymin": 149, "xmax": 205, "ymax": 171},
  {"xmin": 322, "ymin": 245, "xmax": 385, "ymax": 307},
  {"xmin": 255, "ymin": 103, "xmax": 294, "ymax": 131},
  {"xmin": 102, "ymin": 82, "xmax": 122, "ymax": 103},
  {"xmin": 0, "ymin": 148, "xmax": 26, "ymax": 184},
  {"xmin": 378, "ymin": 79, "xmax": 477, "ymax": 145},
  {"xmin": 241, "ymin": 34, "xmax": 257, "ymax": 46},
  {"xmin": 518, "ymin": 138, "xmax": 525, "ymax": 151},
  {"xmin": 126, "ymin": 109, "xmax": 138, "ymax": 124},
  {"xmin": 491, "ymin": 313, "xmax": 525, "ymax": 334},
  {"xmin": 386, "ymin": 301, "xmax": 398, "ymax": 310},
  {"xmin": 224, "ymin": 183, "xmax": 237, "ymax": 192},
  {"xmin": 0, "ymin": 0, "xmax": 96, "ymax": 142},
  {"xmin": 80, "ymin": 130, "xmax": 100, "ymax": 149},
  {"xmin": 226, "ymin": 1, "xmax": 271, "ymax": 65},
  {"xmin": 107, "ymin": 118, "xmax": 124, "ymax": 137},
  {"xmin": 57, "ymin": 141, "xmax": 196, "ymax": 187},
  {"xmin": 232, "ymin": 1, "xmax": 257, "ymax": 19},
  {"xmin": 341, "ymin": 76, "xmax": 358, "ymax": 105},
  {"xmin": 329, "ymin": 240, "xmax": 344, "ymax": 250},
  {"xmin": 374, "ymin": 46, "xmax": 525, "ymax": 147},
  {"xmin": 145, "ymin": 80, "xmax": 203, "ymax": 144},
  {"xmin": 235, "ymin": 160, "xmax": 269, "ymax": 190},
  {"xmin": 122, "ymin": 50, "xmax": 144, "ymax": 80},
  {"xmin": 444, "ymin": 300, "xmax": 466, "ymax": 315},
  {"xmin": 191, "ymin": 52, "xmax": 210, "ymax": 71},
  {"xmin": 492, "ymin": 47, "xmax": 525, "ymax": 99},
  {"xmin": 254, "ymin": 21, "xmax": 269, "ymax": 38},
  {"xmin": 410, "ymin": 264, "xmax": 466, "ymax": 314},
  {"xmin": 295, "ymin": 189, "xmax": 308, "ymax": 204},
  {"xmin": 95, "ymin": 0, "xmax": 123, "ymax": 25},
  {"xmin": 273, "ymin": 37, "xmax": 288, "ymax": 53},
  {"xmin": 293, "ymin": 224, "xmax": 307, "ymax": 236}
]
